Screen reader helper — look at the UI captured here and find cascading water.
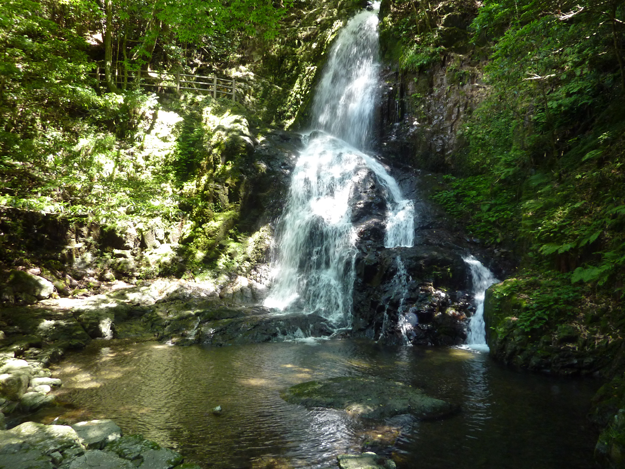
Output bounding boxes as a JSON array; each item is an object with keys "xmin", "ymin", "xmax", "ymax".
[
  {"xmin": 264, "ymin": 2, "xmax": 415, "ymax": 328},
  {"xmin": 463, "ymin": 255, "xmax": 499, "ymax": 352},
  {"xmin": 311, "ymin": 5, "xmax": 379, "ymax": 149}
]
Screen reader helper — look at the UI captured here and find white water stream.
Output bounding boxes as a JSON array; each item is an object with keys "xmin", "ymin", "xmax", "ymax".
[
  {"xmin": 463, "ymin": 255, "xmax": 499, "ymax": 352},
  {"xmin": 264, "ymin": 3, "xmax": 414, "ymax": 327}
]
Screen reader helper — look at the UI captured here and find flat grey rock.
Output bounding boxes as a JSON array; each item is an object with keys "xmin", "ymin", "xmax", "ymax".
[{"xmin": 72, "ymin": 420, "xmax": 122, "ymax": 450}]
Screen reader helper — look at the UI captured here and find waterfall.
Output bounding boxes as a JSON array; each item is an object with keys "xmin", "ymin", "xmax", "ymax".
[
  {"xmin": 463, "ymin": 255, "xmax": 499, "ymax": 352},
  {"xmin": 311, "ymin": 6, "xmax": 380, "ymax": 149},
  {"xmin": 264, "ymin": 2, "xmax": 414, "ymax": 328}
]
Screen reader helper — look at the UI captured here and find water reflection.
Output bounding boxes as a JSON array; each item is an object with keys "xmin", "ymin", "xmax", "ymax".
[{"xmin": 38, "ymin": 340, "xmax": 600, "ymax": 468}]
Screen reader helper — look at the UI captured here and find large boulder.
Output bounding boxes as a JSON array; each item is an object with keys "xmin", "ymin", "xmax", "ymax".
[
  {"xmin": 6, "ymin": 270, "xmax": 55, "ymax": 303},
  {"xmin": 0, "ymin": 421, "xmax": 83, "ymax": 455}
]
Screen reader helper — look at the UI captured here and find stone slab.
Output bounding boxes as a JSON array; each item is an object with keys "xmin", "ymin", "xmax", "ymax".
[{"xmin": 71, "ymin": 420, "xmax": 122, "ymax": 450}]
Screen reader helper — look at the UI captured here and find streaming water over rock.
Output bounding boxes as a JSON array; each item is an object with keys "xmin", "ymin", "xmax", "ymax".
[
  {"xmin": 264, "ymin": 2, "xmax": 414, "ymax": 327},
  {"xmin": 312, "ymin": 6, "xmax": 380, "ymax": 149},
  {"xmin": 463, "ymin": 255, "xmax": 499, "ymax": 352}
]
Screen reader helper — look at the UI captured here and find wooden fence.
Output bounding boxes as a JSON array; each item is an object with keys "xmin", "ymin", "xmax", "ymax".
[{"xmin": 92, "ymin": 66, "xmax": 241, "ymax": 102}]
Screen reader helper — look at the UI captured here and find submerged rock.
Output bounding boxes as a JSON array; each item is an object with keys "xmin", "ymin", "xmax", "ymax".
[
  {"xmin": 338, "ymin": 452, "xmax": 396, "ymax": 469},
  {"xmin": 281, "ymin": 376, "xmax": 458, "ymax": 420}
]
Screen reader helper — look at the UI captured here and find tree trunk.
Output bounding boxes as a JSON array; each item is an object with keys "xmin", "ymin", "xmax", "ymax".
[
  {"xmin": 610, "ymin": 3, "xmax": 625, "ymax": 93},
  {"xmin": 104, "ymin": 0, "xmax": 118, "ymax": 93}
]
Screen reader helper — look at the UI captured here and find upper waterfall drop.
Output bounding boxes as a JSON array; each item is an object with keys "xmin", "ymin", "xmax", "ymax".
[
  {"xmin": 264, "ymin": 2, "xmax": 415, "ymax": 327},
  {"xmin": 312, "ymin": 4, "xmax": 380, "ymax": 149}
]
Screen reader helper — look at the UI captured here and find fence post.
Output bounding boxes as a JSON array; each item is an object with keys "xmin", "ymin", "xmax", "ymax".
[
  {"xmin": 213, "ymin": 76, "xmax": 217, "ymax": 99},
  {"xmin": 232, "ymin": 78, "xmax": 236, "ymax": 102}
]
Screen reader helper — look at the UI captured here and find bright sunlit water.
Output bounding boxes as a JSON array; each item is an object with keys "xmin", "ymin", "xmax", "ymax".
[{"xmin": 34, "ymin": 340, "xmax": 600, "ymax": 469}]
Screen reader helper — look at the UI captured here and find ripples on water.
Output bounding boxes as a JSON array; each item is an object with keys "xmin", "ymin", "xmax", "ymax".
[{"xmin": 39, "ymin": 340, "xmax": 600, "ymax": 468}]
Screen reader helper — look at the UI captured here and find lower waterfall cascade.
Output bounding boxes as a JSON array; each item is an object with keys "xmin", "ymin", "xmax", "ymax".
[{"xmin": 463, "ymin": 255, "xmax": 499, "ymax": 352}]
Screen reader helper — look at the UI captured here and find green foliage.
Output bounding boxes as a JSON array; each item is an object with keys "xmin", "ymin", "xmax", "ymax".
[
  {"xmin": 431, "ymin": 0, "xmax": 625, "ymax": 297},
  {"xmin": 400, "ymin": 40, "xmax": 446, "ymax": 72},
  {"xmin": 157, "ymin": 0, "xmax": 292, "ymax": 43},
  {"xmin": 381, "ymin": 7, "xmax": 445, "ymax": 71},
  {"xmin": 173, "ymin": 112, "xmax": 207, "ymax": 182},
  {"xmin": 492, "ymin": 273, "xmax": 583, "ymax": 332},
  {"xmin": 432, "ymin": 175, "xmax": 516, "ymax": 245}
]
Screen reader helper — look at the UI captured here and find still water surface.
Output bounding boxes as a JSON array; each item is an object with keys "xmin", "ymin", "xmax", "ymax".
[{"xmin": 39, "ymin": 340, "xmax": 599, "ymax": 468}]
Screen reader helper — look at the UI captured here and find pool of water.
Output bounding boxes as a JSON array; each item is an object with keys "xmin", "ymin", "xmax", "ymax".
[{"xmin": 35, "ymin": 339, "xmax": 600, "ymax": 468}]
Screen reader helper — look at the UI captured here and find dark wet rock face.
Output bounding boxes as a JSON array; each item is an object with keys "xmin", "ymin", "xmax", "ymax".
[
  {"xmin": 352, "ymin": 244, "xmax": 473, "ymax": 345},
  {"xmin": 239, "ymin": 130, "xmax": 302, "ymax": 232},
  {"xmin": 281, "ymin": 376, "xmax": 458, "ymax": 420},
  {"xmin": 346, "ymin": 163, "xmax": 479, "ymax": 346}
]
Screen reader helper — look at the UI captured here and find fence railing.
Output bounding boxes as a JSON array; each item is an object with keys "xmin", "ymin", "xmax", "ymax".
[{"xmin": 92, "ymin": 66, "xmax": 241, "ymax": 102}]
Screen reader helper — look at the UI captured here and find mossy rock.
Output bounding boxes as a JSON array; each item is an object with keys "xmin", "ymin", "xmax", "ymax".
[
  {"xmin": 281, "ymin": 376, "xmax": 458, "ymax": 420},
  {"xmin": 6, "ymin": 270, "xmax": 55, "ymax": 302}
]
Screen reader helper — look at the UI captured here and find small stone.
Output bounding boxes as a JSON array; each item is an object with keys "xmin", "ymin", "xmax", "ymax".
[
  {"xmin": 50, "ymin": 451, "xmax": 63, "ymax": 464},
  {"xmin": 30, "ymin": 377, "xmax": 61, "ymax": 387},
  {"xmin": 212, "ymin": 405, "xmax": 222, "ymax": 415},
  {"xmin": 31, "ymin": 384, "xmax": 52, "ymax": 394}
]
